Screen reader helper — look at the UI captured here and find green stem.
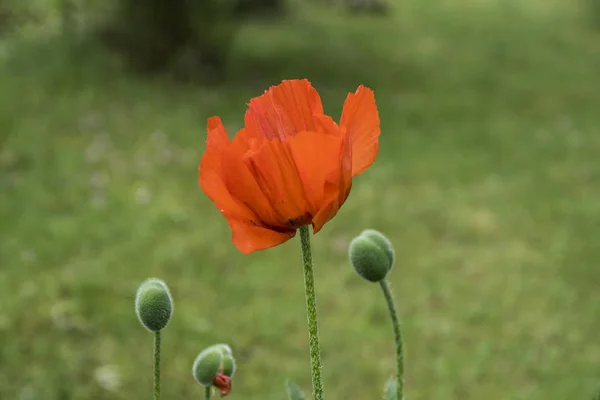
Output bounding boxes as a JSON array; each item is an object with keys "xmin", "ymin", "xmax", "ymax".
[
  {"xmin": 380, "ymin": 279, "xmax": 404, "ymax": 400},
  {"xmin": 298, "ymin": 225, "xmax": 325, "ymax": 400},
  {"xmin": 154, "ymin": 331, "xmax": 161, "ymax": 400},
  {"xmin": 205, "ymin": 386, "xmax": 212, "ymax": 399}
]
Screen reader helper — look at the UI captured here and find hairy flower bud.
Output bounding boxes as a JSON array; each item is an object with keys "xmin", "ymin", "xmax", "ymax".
[
  {"xmin": 360, "ymin": 229, "xmax": 395, "ymax": 267},
  {"xmin": 134, "ymin": 278, "xmax": 173, "ymax": 332},
  {"xmin": 192, "ymin": 347, "xmax": 223, "ymax": 387},
  {"xmin": 192, "ymin": 344, "xmax": 237, "ymax": 397},
  {"xmin": 213, "ymin": 343, "xmax": 233, "ymax": 356},
  {"xmin": 220, "ymin": 353, "xmax": 236, "ymax": 377},
  {"xmin": 349, "ymin": 229, "xmax": 395, "ymax": 282}
]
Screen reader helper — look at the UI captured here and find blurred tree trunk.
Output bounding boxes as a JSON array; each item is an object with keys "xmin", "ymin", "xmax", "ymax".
[
  {"xmin": 110, "ymin": 0, "xmax": 193, "ymax": 71},
  {"xmin": 100, "ymin": 0, "xmax": 288, "ymax": 80}
]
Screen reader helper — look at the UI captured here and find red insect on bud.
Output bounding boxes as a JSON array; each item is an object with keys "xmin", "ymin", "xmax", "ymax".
[
  {"xmin": 192, "ymin": 344, "xmax": 236, "ymax": 397},
  {"xmin": 213, "ymin": 373, "xmax": 232, "ymax": 397}
]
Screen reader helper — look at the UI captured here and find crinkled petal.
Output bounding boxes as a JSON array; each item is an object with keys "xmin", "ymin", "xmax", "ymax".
[
  {"xmin": 339, "ymin": 85, "xmax": 380, "ymax": 176},
  {"xmin": 311, "ymin": 127, "xmax": 353, "ymax": 232},
  {"xmin": 287, "ymin": 130, "xmax": 345, "ymax": 219},
  {"xmin": 199, "ymin": 117, "xmax": 257, "ymax": 222},
  {"xmin": 241, "ymin": 138, "xmax": 313, "ymax": 227},
  {"xmin": 244, "ymin": 79, "xmax": 325, "ymax": 140},
  {"xmin": 228, "ymin": 219, "xmax": 296, "ymax": 254},
  {"xmin": 220, "ymin": 130, "xmax": 283, "ymax": 228}
]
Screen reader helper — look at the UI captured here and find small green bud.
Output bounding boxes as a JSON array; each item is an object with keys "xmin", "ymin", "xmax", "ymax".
[
  {"xmin": 221, "ymin": 353, "xmax": 236, "ymax": 377},
  {"xmin": 360, "ymin": 229, "xmax": 395, "ymax": 267},
  {"xmin": 192, "ymin": 347, "xmax": 223, "ymax": 386},
  {"xmin": 213, "ymin": 343, "xmax": 233, "ymax": 356},
  {"xmin": 135, "ymin": 278, "xmax": 173, "ymax": 332},
  {"xmin": 349, "ymin": 229, "xmax": 395, "ymax": 282},
  {"xmin": 192, "ymin": 343, "xmax": 237, "ymax": 387}
]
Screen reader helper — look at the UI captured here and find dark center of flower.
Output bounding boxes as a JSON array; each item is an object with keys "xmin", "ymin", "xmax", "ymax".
[{"xmin": 287, "ymin": 211, "xmax": 312, "ymax": 229}]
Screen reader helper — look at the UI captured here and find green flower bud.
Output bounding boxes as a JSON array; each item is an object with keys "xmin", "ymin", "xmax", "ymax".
[
  {"xmin": 192, "ymin": 347, "xmax": 223, "ymax": 386},
  {"xmin": 192, "ymin": 343, "xmax": 237, "ymax": 387},
  {"xmin": 134, "ymin": 278, "xmax": 173, "ymax": 332},
  {"xmin": 360, "ymin": 229, "xmax": 395, "ymax": 267},
  {"xmin": 221, "ymin": 353, "xmax": 236, "ymax": 377},
  {"xmin": 349, "ymin": 230, "xmax": 395, "ymax": 282},
  {"xmin": 213, "ymin": 343, "xmax": 233, "ymax": 356}
]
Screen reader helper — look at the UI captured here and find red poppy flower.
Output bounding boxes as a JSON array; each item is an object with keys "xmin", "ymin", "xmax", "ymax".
[{"xmin": 199, "ymin": 79, "xmax": 380, "ymax": 254}]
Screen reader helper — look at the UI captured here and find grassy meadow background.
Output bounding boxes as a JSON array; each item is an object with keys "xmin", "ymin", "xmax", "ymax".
[{"xmin": 1, "ymin": 0, "xmax": 600, "ymax": 398}]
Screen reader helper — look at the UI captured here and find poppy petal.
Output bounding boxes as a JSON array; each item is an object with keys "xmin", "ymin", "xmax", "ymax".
[
  {"xmin": 220, "ymin": 132, "xmax": 284, "ymax": 228},
  {"xmin": 199, "ymin": 117, "xmax": 257, "ymax": 222},
  {"xmin": 339, "ymin": 85, "xmax": 380, "ymax": 176},
  {"xmin": 228, "ymin": 219, "xmax": 296, "ymax": 254},
  {"xmin": 311, "ymin": 129, "xmax": 353, "ymax": 233},
  {"xmin": 245, "ymin": 79, "xmax": 325, "ymax": 140},
  {"xmin": 287, "ymin": 130, "xmax": 345, "ymax": 219},
  {"xmin": 242, "ymin": 138, "xmax": 313, "ymax": 227}
]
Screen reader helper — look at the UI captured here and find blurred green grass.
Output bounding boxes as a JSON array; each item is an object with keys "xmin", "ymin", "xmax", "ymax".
[{"xmin": 2, "ymin": 0, "xmax": 600, "ymax": 399}]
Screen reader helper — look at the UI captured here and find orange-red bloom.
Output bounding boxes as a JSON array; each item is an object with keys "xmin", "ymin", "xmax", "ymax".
[{"xmin": 199, "ymin": 79, "xmax": 380, "ymax": 254}]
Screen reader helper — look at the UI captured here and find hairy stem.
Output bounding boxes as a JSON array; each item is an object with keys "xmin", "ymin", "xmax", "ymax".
[
  {"xmin": 380, "ymin": 279, "xmax": 404, "ymax": 400},
  {"xmin": 154, "ymin": 331, "xmax": 161, "ymax": 400},
  {"xmin": 299, "ymin": 225, "xmax": 325, "ymax": 400}
]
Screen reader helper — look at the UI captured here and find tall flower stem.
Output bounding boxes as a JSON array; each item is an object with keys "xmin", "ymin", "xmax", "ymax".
[
  {"xmin": 298, "ymin": 225, "xmax": 325, "ymax": 400},
  {"xmin": 380, "ymin": 279, "xmax": 404, "ymax": 400},
  {"xmin": 205, "ymin": 386, "xmax": 211, "ymax": 399},
  {"xmin": 154, "ymin": 331, "xmax": 161, "ymax": 400}
]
